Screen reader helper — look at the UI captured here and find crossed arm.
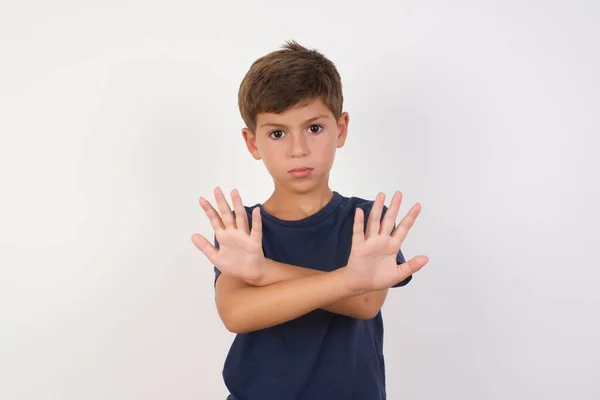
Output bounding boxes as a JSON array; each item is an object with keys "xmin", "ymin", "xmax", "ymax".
[
  {"xmin": 193, "ymin": 187, "xmax": 427, "ymax": 334},
  {"xmin": 215, "ymin": 259, "xmax": 390, "ymax": 333}
]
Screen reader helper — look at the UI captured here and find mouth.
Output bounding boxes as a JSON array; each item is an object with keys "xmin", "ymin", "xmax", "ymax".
[{"xmin": 288, "ymin": 167, "xmax": 314, "ymax": 178}]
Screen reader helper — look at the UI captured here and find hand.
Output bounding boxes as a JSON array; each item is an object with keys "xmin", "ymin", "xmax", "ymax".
[
  {"xmin": 344, "ymin": 191, "xmax": 429, "ymax": 294},
  {"xmin": 191, "ymin": 187, "xmax": 266, "ymax": 285}
]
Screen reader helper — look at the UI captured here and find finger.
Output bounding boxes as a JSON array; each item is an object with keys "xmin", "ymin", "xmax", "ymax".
[
  {"xmin": 250, "ymin": 206, "xmax": 263, "ymax": 241},
  {"xmin": 191, "ymin": 233, "xmax": 219, "ymax": 265},
  {"xmin": 392, "ymin": 202, "xmax": 422, "ymax": 245},
  {"xmin": 214, "ymin": 187, "xmax": 236, "ymax": 229},
  {"xmin": 380, "ymin": 191, "xmax": 402, "ymax": 235},
  {"xmin": 199, "ymin": 197, "xmax": 226, "ymax": 232},
  {"xmin": 352, "ymin": 207, "xmax": 365, "ymax": 245},
  {"xmin": 396, "ymin": 255, "xmax": 429, "ymax": 279},
  {"xmin": 231, "ymin": 189, "xmax": 250, "ymax": 234},
  {"xmin": 366, "ymin": 192, "xmax": 385, "ymax": 237}
]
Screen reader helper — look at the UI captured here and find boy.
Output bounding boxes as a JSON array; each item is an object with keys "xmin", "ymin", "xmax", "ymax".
[{"xmin": 191, "ymin": 40, "xmax": 428, "ymax": 400}]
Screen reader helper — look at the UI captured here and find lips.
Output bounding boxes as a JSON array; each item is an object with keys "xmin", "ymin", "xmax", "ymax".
[
  {"xmin": 288, "ymin": 167, "xmax": 313, "ymax": 173},
  {"xmin": 288, "ymin": 167, "xmax": 314, "ymax": 178}
]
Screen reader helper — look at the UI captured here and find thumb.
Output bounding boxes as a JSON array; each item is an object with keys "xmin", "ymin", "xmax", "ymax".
[
  {"xmin": 191, "ymin": 233, "xmax": 219, "ymax": 265},
  {"xmin": 397, "ymin": 255, "xmax": 429, "ymax": 279}
]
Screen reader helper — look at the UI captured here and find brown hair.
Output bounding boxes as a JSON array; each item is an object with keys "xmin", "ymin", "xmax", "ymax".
[{"xmin": 238, "ymin": 40, "xmax": 343, "ymax": 133}]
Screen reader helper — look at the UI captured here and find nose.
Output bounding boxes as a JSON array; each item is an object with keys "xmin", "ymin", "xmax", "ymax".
[{"xmin": 289, "ymin": 132, "xmax": 308, "ymax": 158}]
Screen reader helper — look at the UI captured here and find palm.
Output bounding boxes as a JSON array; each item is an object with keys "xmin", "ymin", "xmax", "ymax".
[
  {"xmin": 191, "ymin": 187, "xmax": 265, "ymax": 284},
  {"xmin": 213, "ymin": 228, "xmax": 263, "ymax": 279},
  {"xmin": 346, "ymin": 191, "xmax": 428, "ymax": 292}
]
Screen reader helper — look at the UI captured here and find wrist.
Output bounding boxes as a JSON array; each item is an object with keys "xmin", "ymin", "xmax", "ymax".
[
  {"xmin": 250, "ymin": 257, "xmax": 273, "ymax": 286},
  {"xmin": 340, "ymin": 265, "xmax": 369, "ymax": 297}
]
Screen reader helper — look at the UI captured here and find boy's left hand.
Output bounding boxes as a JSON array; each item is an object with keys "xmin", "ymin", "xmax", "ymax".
[
  {"xmin": 191, "ymin": 187, "xmax": 266, "ymax": 285},
  {"xmin": 344, "ymin": 191, "xmax": 428, "ymax": 293}
]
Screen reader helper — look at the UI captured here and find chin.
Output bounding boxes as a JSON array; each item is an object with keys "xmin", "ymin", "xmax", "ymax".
[{"xmin": 283, "ymin": 179, "xmax": 328, "ymax": 195}]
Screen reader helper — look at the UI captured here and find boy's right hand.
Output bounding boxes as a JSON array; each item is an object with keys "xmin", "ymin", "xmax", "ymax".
[
  {"xmin": 344, "ymin": 191, "xmax": 429, "ymax": 295},
  {"xmin": 191, "ymin": 187, "xmax": 266, "ymax": 285}
]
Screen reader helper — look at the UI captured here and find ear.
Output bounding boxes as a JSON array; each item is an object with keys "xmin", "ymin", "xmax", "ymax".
[
  {"xmin": 242, "ymin": 128, "xmax": 262, "ymax": 160},
  {"xmin": 336, "ymin": 112, "xmax": 349, "ymax": 148}
]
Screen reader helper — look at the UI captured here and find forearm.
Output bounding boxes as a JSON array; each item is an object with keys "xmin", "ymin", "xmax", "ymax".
[
  {"xmin": 218, "ymin": 267, "xmax": 360, "ymax": 333},
  {"xmin": 258, "ymin": 259, "xmax": 388, "ymax": 319}
]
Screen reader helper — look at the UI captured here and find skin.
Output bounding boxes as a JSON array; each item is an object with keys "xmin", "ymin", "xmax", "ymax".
[
  {"xmin": 241, "ymin": 97, "xmax": 347, "ymax": 218},
  {"xmin": 191, "ymin": 98, "xmax": 429, "ymax": 333}
]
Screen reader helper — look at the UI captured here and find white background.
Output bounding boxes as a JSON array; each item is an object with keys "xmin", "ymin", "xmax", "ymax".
[{"xmin": 1, "ymin": 1, "xmax": 599, "ymax": 399}]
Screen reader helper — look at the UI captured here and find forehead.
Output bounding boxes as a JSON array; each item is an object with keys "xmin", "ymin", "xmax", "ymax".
[{"xmin": 256, "ymin": 98, "xmax": 335, "ymax": 129}]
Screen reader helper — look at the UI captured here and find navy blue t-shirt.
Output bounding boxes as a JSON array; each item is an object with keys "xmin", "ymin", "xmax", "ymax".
[{"xmin": 213, "ymin": 191, "xmax": 412, "ymax": 400}]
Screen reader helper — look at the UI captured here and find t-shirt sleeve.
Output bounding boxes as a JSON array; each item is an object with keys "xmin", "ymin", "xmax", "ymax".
[{"xmin": 213, "ymin": 235, "xmax": 221, "ymax": 287}]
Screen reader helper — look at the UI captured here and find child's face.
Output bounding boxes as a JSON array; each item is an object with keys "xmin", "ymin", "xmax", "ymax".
[{"xmin": 242, "ymin": 98, "xmax": 348, "ymax": 194}]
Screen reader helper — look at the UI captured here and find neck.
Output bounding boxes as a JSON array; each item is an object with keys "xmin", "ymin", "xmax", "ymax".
[{"xmin": 262, "ymin": 182, "xmax": 334, "ymax": 220}]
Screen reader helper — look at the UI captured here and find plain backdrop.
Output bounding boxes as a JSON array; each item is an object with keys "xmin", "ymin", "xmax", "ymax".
[{"xmin": 1, "ymin": 0, "xmax": 599, "ymax": 399}]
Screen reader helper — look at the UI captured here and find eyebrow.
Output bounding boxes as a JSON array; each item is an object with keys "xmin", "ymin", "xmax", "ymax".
[{"xmin": 259, "ymin": 114, "xmax": 330, "ymax": 129}]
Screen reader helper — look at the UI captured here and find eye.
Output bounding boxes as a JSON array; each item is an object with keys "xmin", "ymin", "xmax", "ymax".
[
  {"xmin": 308, "ymin": 124, "xmax": 324, "ymax": 134},
  {"xmin": 269, "ymin": 130, "xmax": 286, "ymax": 139}
]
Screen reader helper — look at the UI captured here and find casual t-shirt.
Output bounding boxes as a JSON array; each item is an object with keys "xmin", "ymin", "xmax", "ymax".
[{"xmin": 213, "ymin": 191, "xmax": 412, "ymax": 400}]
